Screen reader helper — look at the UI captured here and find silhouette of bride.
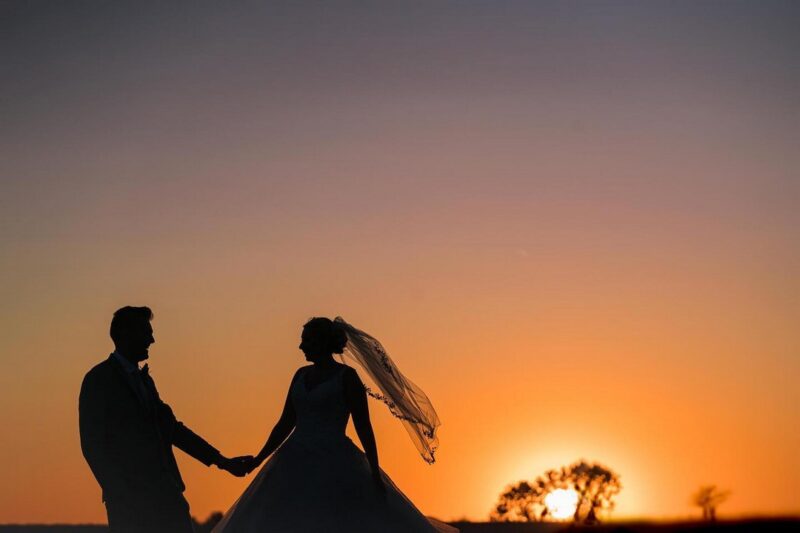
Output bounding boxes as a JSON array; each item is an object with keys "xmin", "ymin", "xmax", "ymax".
[{"xmin": 213, "ymin": 317, "xmax": 456, "ymax": 532}]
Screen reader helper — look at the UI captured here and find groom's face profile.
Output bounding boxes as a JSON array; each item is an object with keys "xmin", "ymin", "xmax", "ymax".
[{"xmin": 116, "ymin": 319, "xmax": 155, "ymax": 362}]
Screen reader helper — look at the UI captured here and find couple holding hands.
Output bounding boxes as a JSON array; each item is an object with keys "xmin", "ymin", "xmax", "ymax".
[{"xmin": 79, "ymin": 306, "xmax": 456, "ymax": 532}]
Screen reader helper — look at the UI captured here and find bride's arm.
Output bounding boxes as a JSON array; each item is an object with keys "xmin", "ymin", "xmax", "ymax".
[
  {"xmin": 251, "ymin": 371, "xmax": 299, "ymax": 468},
  {"xmin": 344, "ymin": 367, "xmax": 386, "ymax": 495}
]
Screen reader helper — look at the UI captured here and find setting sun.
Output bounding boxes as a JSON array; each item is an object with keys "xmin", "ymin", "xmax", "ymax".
[{"xmin": 544, "ymin": 489, "xmax": 579, "ymax": 521}]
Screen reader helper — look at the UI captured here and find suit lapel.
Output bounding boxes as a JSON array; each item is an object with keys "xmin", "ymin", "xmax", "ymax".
[
  {"xmin": 108, "ymin": 355, "xmax": 149, "ymax": 411},
  {"xmin": 141, "ymin": 371, "xmax": 160, "ymax": 405}
]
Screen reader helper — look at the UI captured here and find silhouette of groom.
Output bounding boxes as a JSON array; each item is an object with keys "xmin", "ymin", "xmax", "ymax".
[{"xmin": 79, "ymin": 306, "xmax": 250, "ymax": 533}]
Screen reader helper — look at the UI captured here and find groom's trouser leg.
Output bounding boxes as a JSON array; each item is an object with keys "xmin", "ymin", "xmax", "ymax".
[
  {"xmin": 152, "ymin": 492, "xmax": 195, "ymax": 533},
  {"xmin": 106, "ymin": 499, "xmax": 141, "ymax": 533},
  {"xmin": 106, "ymin": 491, "xmax": 194, "ymax": 533}
]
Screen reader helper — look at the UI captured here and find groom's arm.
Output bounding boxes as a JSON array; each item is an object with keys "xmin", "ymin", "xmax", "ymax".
[
  {"xmin": 156, "ymin": 400, "xmax": 224, "ymax": 467},
  {"xmin": 141, "ymin": 371, "xmax": 224, "ymax": 466},
  {"xmin": 146, "ymin": 374, "xmax": 251, "ymax": 476},
  {"xmin": 159, "ymin": 402, "xmax": 252, "ymax": 476}
]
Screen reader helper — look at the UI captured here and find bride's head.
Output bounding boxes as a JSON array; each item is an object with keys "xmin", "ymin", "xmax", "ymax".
[{"xmin": 299, "ymin": 317, "xmax": 347, "ymax": 362}]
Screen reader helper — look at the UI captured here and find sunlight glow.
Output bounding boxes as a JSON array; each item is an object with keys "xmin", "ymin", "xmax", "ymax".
[{"xmin": 544, "ymin": 489, "xmax": 579, "ymax": 520}]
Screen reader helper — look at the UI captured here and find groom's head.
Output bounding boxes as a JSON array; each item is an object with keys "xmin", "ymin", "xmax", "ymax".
[{"xmin": 110, "ymin": 306, "xmax": 155, "ymax": 362}]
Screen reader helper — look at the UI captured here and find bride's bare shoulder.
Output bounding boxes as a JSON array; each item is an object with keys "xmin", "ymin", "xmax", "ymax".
[
  {"xmin": 340, "ymin": 365, "xmax": 363, "ymax": 387},
  {"xmin": 291, "ymin": 365, "xmax": 313, "ymax": 382}
]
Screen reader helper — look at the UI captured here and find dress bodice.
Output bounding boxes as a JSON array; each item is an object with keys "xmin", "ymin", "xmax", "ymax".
[{"xmin": 290, "ymin": 366, "xmax": 350, "ymax": 442}]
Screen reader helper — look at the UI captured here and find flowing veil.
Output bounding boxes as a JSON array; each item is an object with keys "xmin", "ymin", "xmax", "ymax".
[{"xmin": 334, "ymin": 317, "xmax": 441, "ymax": 464}]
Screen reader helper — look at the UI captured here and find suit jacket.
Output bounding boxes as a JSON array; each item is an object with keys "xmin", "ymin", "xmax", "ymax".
[{"xmin": 79, "ymin": 355, "xmax": 221, "ymax": 503}]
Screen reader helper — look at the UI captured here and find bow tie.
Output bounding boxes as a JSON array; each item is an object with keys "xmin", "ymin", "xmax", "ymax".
[{"xmin": 128, "ymin": 364, "xmax": 149, "ymax": 377}]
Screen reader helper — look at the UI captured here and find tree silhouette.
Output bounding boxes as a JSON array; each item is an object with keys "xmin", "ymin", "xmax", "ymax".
[
  {"xmin": 570, "ymin": 461, "xmax": 621, "ymax": 523},
  {"xmin": 692, "ymin": 485, "xmax": 730, "ymax": 522},
  {"xmin": 491, "ymin": 479, "xmax": 549, "ymax": 522},
  {"xmin": 491, "ymin": 460, "xmax": 621, "ymax": 524}
]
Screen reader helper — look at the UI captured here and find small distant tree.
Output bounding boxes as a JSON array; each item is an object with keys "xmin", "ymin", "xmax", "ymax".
[
  {"xmin": 491, "ymin": 460, "xmax": 621, "ymax": 524},
  {"xmin": 693, "ymin": 485, "xmax": 730, "ymax": 522}
]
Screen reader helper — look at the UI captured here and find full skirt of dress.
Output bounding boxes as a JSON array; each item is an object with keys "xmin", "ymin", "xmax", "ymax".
[{"xmin": 212, "ymin": 432, "xmax": 457, "ymax": 533}]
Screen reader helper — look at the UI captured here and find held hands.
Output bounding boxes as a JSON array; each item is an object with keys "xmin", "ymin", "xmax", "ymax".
[
  {"xmin": 243, "ymin": 456, "xmax": 261, "ymax": 475},
  {"xmin": 217, "ymin": 455, "xmax": 256, "ymax": 477}
]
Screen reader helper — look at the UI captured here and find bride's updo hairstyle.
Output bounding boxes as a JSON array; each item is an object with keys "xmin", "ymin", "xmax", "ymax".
[{"xmin": 304, "ymin": 317, "xmax": 348, "ymax": 355}]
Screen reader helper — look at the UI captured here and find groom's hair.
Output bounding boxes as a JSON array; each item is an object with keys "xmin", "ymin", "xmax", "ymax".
[{"xmin": 110, "ymin": 306, "xmax": 153, "ymax": 344}]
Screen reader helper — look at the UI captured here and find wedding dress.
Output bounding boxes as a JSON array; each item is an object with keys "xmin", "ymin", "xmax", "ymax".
[{"xmin": 213, "ymin": 366, "xmax": 457, "ymax": 532}]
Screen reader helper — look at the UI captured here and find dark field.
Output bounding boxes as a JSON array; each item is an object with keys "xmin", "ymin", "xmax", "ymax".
[
  {"xmin": 2, "ymin": 519, "xmax": 799, "ymax": 533},
  {"xmin": 452, "ymin": 519, "xmax": 800, "ymax": 532}
]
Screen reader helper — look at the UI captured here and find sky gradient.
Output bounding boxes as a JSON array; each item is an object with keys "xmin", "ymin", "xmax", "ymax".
[{"xmin": 1, "ymin": 0, "xmax": 799, "ymax": 524}]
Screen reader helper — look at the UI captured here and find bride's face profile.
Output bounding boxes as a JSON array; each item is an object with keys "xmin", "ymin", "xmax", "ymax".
[{"xmin": 299, "ymin": 326, "xmax": 329, "ymax": 362}]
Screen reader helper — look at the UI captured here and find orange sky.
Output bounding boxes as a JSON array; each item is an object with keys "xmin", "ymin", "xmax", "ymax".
[{"xmin": 1, "ymin": 1, "xmax": 799, "ymax": 524}]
